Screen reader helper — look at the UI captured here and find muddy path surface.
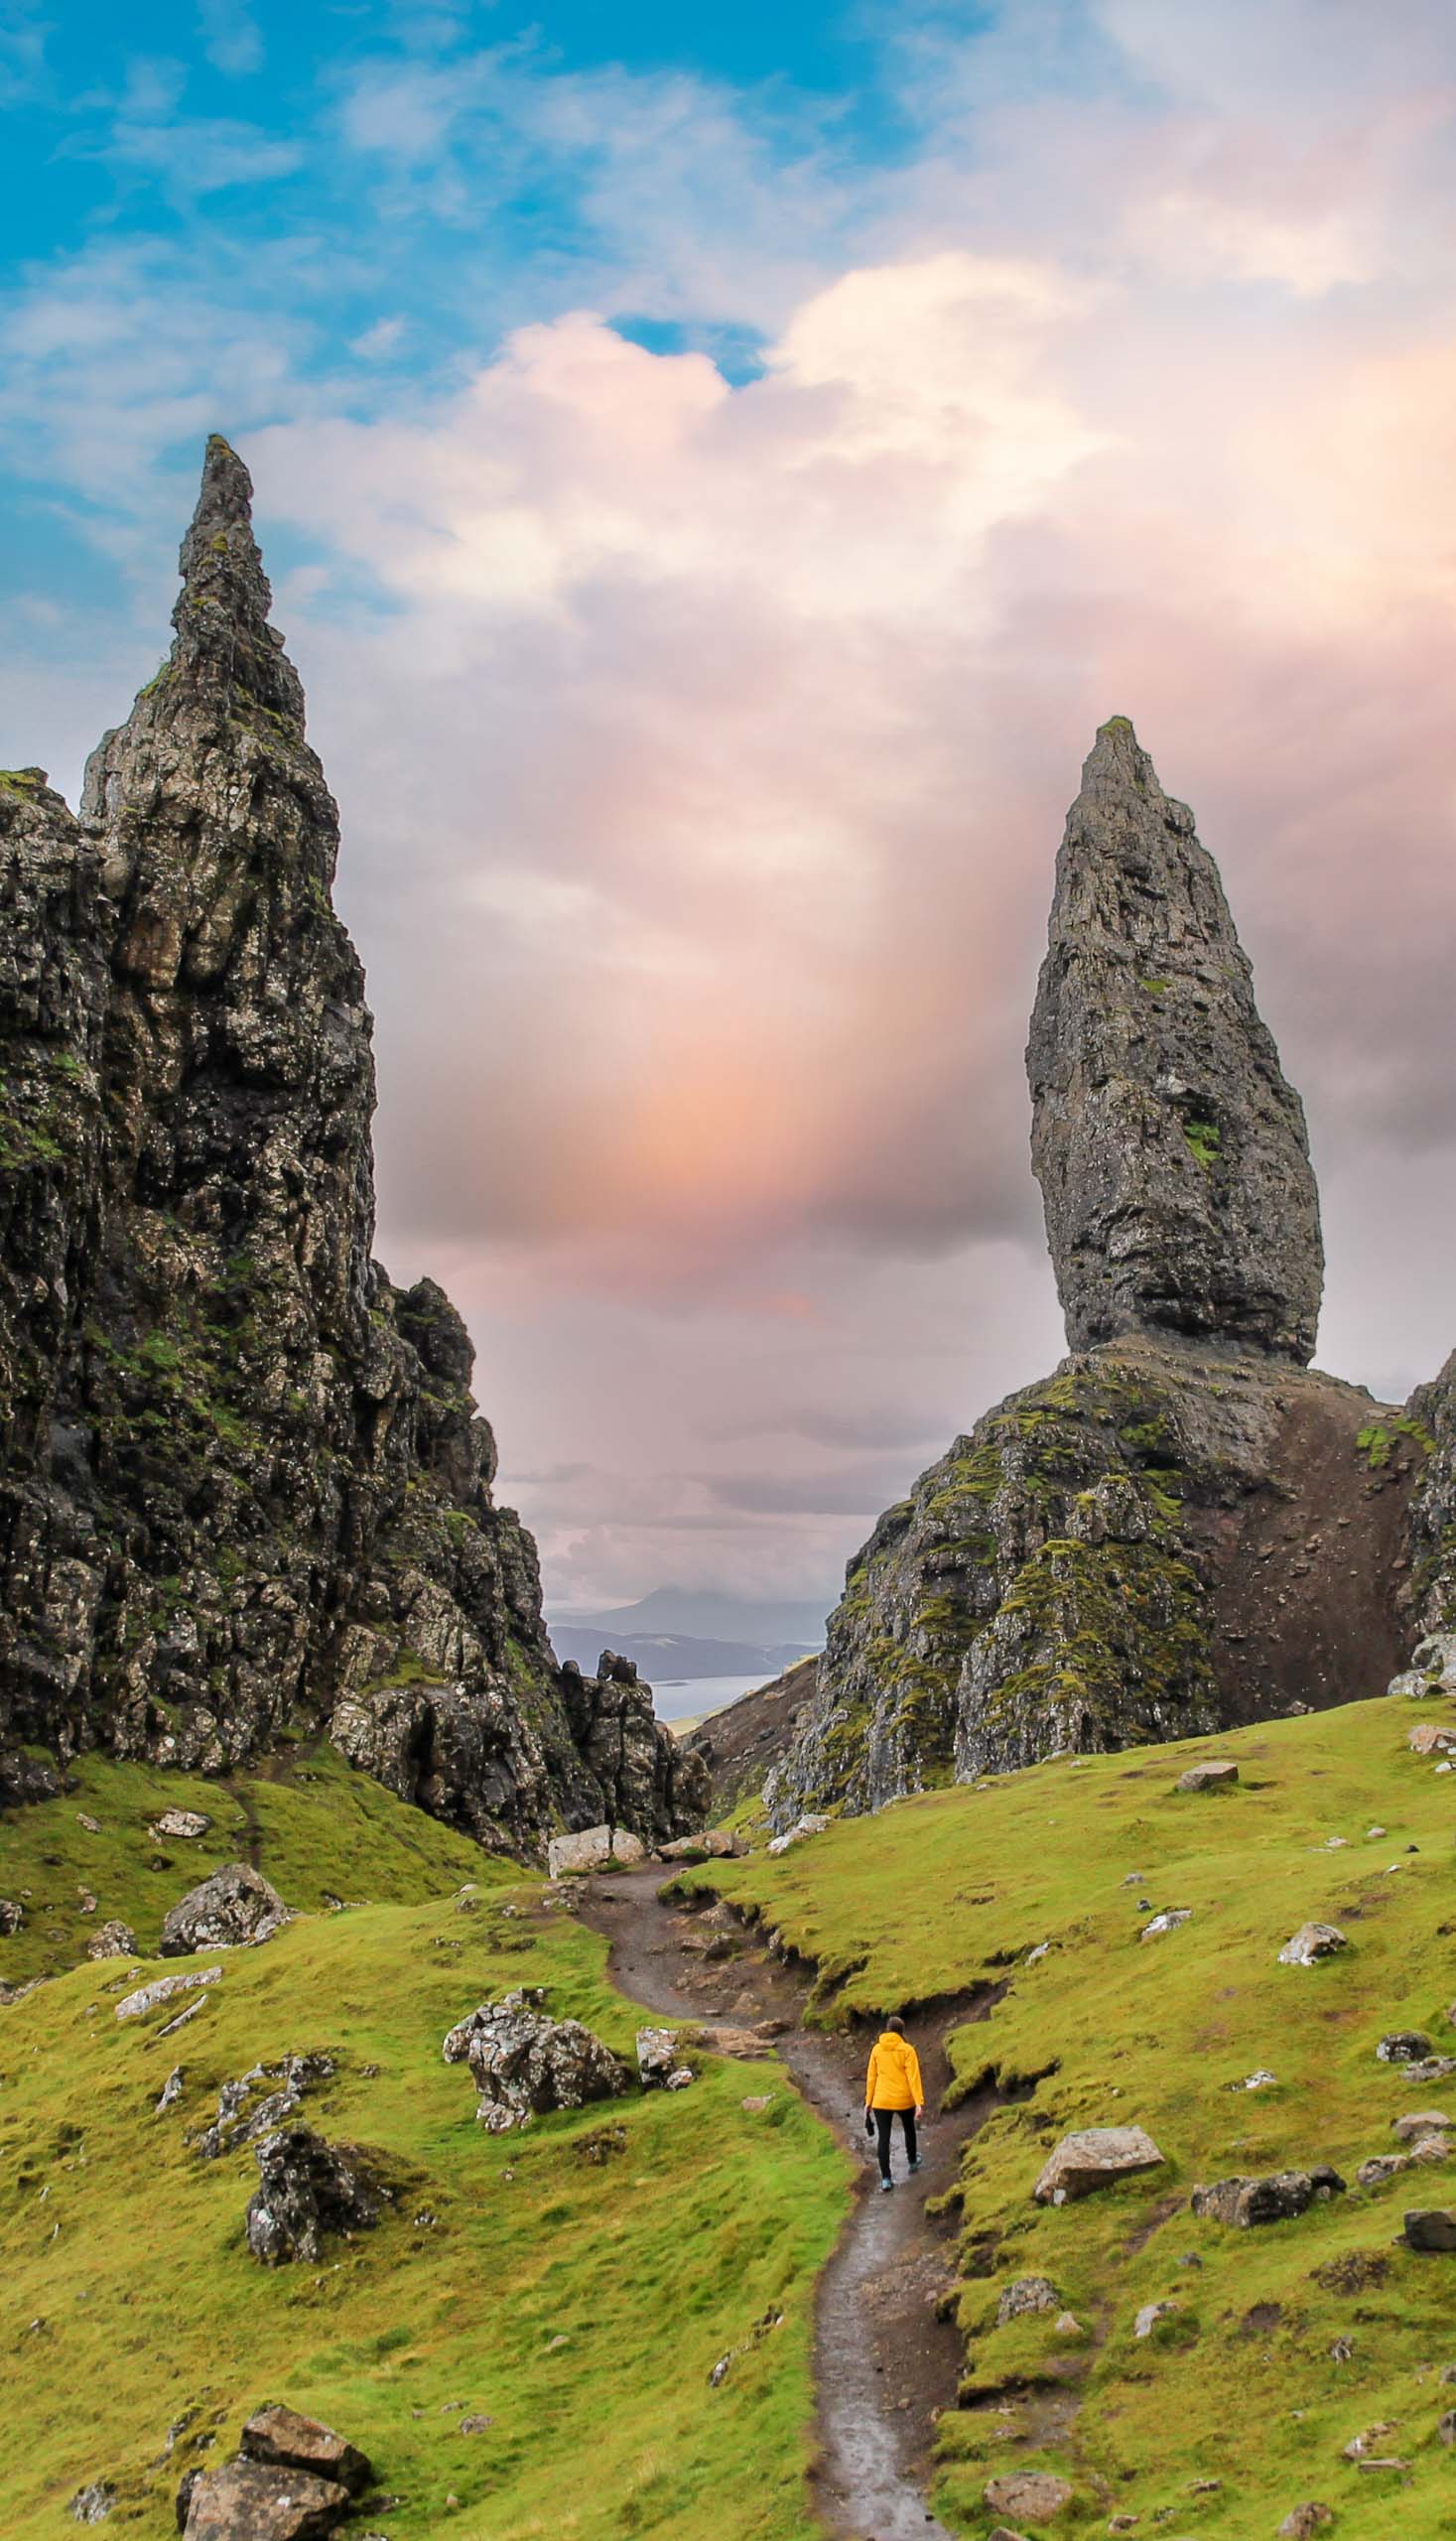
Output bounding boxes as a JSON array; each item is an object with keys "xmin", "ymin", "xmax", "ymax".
[{"xmin": 580, "ymin": 1866, "xmax": 1001, "ymax": 2541}]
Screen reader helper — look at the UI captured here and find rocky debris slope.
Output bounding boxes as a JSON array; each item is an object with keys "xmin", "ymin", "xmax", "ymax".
[
  {"xmin": 1028, "ymin": 718, "xmax": 1322, "ymax": 1360},
  {"xmin": 0, "ymin": 439, "xmax": 704, "ymax": 1859},
  {"xmin": 772, "ymin": 722, "xmax": 1424, "ymax": 1823}
]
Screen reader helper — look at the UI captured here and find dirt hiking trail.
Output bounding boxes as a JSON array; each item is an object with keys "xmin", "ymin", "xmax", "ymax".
[{"xmin": 580, "ymin": 1865, "xmax": 1002, "ymax": 2541}]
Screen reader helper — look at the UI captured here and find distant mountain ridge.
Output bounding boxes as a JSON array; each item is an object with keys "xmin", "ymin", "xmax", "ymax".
[{"xmin": 550, "ymin": 1586, "xmax": 829, "ymax": 1687}]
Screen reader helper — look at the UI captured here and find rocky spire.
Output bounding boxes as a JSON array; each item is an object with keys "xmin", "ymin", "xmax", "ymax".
[
  {"xmin": 170, "ymin": 433, "xmax": 305, "ymax": 731},
  {"xmin": 1026, "ymin": 717, "xmax": 1323, "ymax": 1362}
]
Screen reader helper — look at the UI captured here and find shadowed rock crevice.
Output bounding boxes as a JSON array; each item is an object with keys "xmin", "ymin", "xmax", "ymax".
[{"xmin": 0, "ymin": 440, "xmax": 706, "ymax": 1859}]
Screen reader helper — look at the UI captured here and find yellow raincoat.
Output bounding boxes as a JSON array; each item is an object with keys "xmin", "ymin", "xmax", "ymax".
[{"xmin": 865, "ymin": 2031, "xmax": 924, "ymax": 2111}]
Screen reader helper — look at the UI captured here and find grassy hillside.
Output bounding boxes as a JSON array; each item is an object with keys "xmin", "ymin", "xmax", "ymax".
[
  {"xmin": 1, "ymin": 1758, "xmax": 844, "ymax": 2539},
  {"xmin": 689, "ymin": 1692, "xmax": 1456, "ymax": 2538}
]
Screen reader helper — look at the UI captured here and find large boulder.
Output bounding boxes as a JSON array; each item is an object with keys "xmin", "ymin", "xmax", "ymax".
[
  {"xmin": 86, "ymin": 1920, "xmax": 137, "ymax": 1959},
  {"xmin": 657, "ymin": 1829, "xmax": 744, "ymax": 1862},
  {"xmin": 1177, "ymin": 1759, "xmax": 1239, "ymax": 1793},
  {"xmin": 239, "ymin": 2405, "xmax": 369, "ymax": 2495},
  {"xmin": 546, "ymin": 1825, "xmax": 647, "ymax": 1879},
  {"xmin": 1190, "ymin": 2168, "xmax": 1345, "ymax": 2227},
  {"xmin": 159, "ymin": 1865, "xmax": 288, "ymax": 1955},
  {"xmin": 443, "ymin": 1987, "xmax": 627, "ymax": 2130},
  {"xmin": 1403, "ymin": 2207, "xmax": 1456, "ymax": 2251},
  {"xmin": 182, "ymin": 2461, "xmax": 349, "ymax": 2540},
  {"xmin": 1277, "ymin": 1923, "xmax": 1347, "ymax": 1967},
  {"xmin": 1033, "ymin": 2125, "xmax": 1164, "ymax": 2205},
  {"xmin": 244, "ymin": 2126, "xmax": 380, "ymax": 2265}
]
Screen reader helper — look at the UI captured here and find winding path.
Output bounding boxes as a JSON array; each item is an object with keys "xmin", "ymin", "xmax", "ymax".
[{"xmin": 580, "ymin": 1867, "xmax": 1001, "ymax": 2541}]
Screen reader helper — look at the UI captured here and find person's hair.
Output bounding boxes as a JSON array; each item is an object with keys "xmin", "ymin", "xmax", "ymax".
[{"xmin": 886, "ymin": 2014, "xmax": 904, "ymax": 2035}]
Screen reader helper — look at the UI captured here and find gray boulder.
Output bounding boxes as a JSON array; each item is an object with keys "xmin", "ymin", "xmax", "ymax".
[
  {"xmin": 86, "ymin": 1920, "xmax": 137, "ymax": 1959},
  {"xmin": 159, "ymin": 1864, "xmax": 288, "ymax": 1954},
  {"xmin": 0, "ymin": 1899, "xmax": 23, "ymax": 1936},
  {"xmin": 545, "ymin": 1824, "xmax": 647, "ymax": 1879},
  {"xmin": 68, "ymin": 2484, "xmax": 115, "ymax": 2524},
  {"xmin": 1191, "ymin": 2168, "xmax": 1345, "ymax": 2226},
  {"xmin": 244, "ymin": 2126, "xmax": 380, "ymax": 2265},
  {"xmin": 1378, "ymin": 2031, "xmax": 1433, "ymax": 2063},
  {"xmin": 657, "ymin": 1829, "xmax": 744, "ymax": 1861},
  {"xmin": 996, "ymin": 2274, "xmax": 1060, "ymax": 2325},
  {"xmin": 116, "ymin": 1966, "xmax": 222, "ymax": 2022},
  {"xmin": 1278, "ymin": 1923, "xmax": 1347, "ymax": 1966},
  {"xmin": 1027, "ymin": 717, "xmax": 1321, "ymax": 1361},
  {"xmin": 239, "ymin": 2405, "xmax": 369, "ymax": 2495},
  {"xmin": 1033, "ymin": 2124, "xmax": 1164, "ymax": 2205},
  {"xmin": 1404, "ymin": 2207, "xmax": 1456, "ymax": 2251},
  {"xmin": 182, "ymin": 2460, "xmax": 350, "ymax": 2539},
  {"xmin": 152, "ymin": 1809, "xmax": 211, "ymax": 1839},
  {"xmin": 443, "ymin": 1987, "xmax": 626, "ymax": 2130},
  {"xmin": 983, "ymin": 2469, "xmax": 1076, "ymax": 2522},
  {"xmin": 1177, "ymin": 1759, "xmax": 1239, "ymax": 1793},
  {"xmin": 636, "ymin": 2027, "xmax": 681, "ymax": 2086}
]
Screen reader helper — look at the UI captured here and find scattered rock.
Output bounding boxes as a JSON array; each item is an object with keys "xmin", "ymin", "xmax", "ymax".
[
  {"xmin": 1133, "ymin": 2300, "xmax": 1181, "ymax": 2338},
  {"xmin": 1141, "ymin": 1909, "xmax": 1192, "ymax": 1939},
  {"xmin": 155, "ymin": 2067, "xmax": 186, "ymax": 2115},
  {"xmin": 657, "ymin": 1830, "xmax": 743, "ymax": 1861},
  {"xmin": 240, "ymin": 2404, "xmax": 369, "ymax": 2494},
  {"xmin": 86, "ymin": 1921, "xmax": 137, "ymax": 1959},
  {"xmin": 1438, "ymin": 2411, "xmax": 1456, "ymax": 2446},
  {"xmin": 1342, "ymin": 2421, "xmax": 1396, "ymax": 2461},
  {"xmin": 159, "ymin": 1865, "xmax": 289, "ymax": 1954},
  {"xmin": 996, "ymin": 2274, "xmax": 1060, "ymax": 2325},
  {"xmin": 181, "ymin": 2459, "xmax": 350, "ymax": 2539},
  {"xmin": 1278, "ymin": 1924, "xmax": 1347, "ymax": 1966},
  {"xmin": 1176, "ymin": 1761, "xmax": 1239, "ymax": 1793},
  {"xmin": 1357, "ymin": 2154, "xmax": 1413, "ymax": 2188},
  {"xmin": 76, "ymin": 1811, "xmax": 101, "ymax": 1834},
  {"xmin": 68, "ymin": 2483, "xmax": 115, "ymax": 2524},
  {"xmin": 765, "ymin": 1811, "xmax": 832, "ymax": 1856},
  {"xmin": 1277, "ymin": 2507, "xmax": 1333, "ymax": 2538},
  {"xmin": 443, "ymin": 1988, "xmax": 627, "ymax": 2130},
  {"xmin": 195, "ymin": 2055, "xmax": 334, "ymax": 2159},
  {"xmin": 153, "ymin": 1809, "xmax": 212, "ymax": 1839},
  {"xmin": 0, "ymin": 1899, "xmax": 24, "ymax": 1936},
  {"xmin": 1191, "ymin": 2168, "xmax": 1346, "ymax": 2227},
  {"xmin": 1393, "ymin": 2108, "xmax": 1453, "ymax": 2142},
  {"xmin": 1403, "ymin": 2207, "xmax": 1456, "ymax": 2251},
  {"xmin": 460, "ymin": 2414, "xmax": 493, "ymax": 2436},
  {"xmin": 244, "ymin": 2126, "xmax": 380, "ymax": 2265},
  {"xmin": 983, "ymin": 2470, "xmax": 1076, "ymax": 2522},
  {"xmin": 1407, "ymin": 1720, "xmax": 1456, "ymax": 1755},
  {"xmin": 1034, "ymin": 2125, "xmax": 1164, "ymax": 2205},
  {"xmin": 1235, "ymin": 2069, "xmax": 1277, "ymax": 2092},
  {"xmin": 545, "ymin": 1825, "xmax": 648, "ymax": 1878},
  {"xmin": 1377, "ymin": 2031, "xmax": 1433, "ymax": 2063},
  {"xmin": 635, "ymin": 2027, "xmax": 680, "ymax": 2087},
  {"xmin": 116, "ymin": 1967, "xmax": 222, "ymax": 2022},
  {"xmin": 740, "ymin": 2094, "xmax": 774, "ymax": 2113},
  {"xmin": 1403, "ymin": 2056, "xmax": 1456, "ymax": 2084},
  {"xmin": 665, "ymin": 2068, "xmax": 694, "ymax": 2090}
]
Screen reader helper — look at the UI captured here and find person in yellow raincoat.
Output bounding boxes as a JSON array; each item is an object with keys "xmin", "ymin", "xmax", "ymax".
[{"xmin": 863, "ymin": 2014, "xmax": 925, "ymax": 2190}]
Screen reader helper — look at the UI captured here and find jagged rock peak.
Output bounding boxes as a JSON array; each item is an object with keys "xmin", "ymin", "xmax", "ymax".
[
  {"xmin": 172, "ymin": 434, "xmax": 304, "ymax": 729},
  {"xmin": 1027, "ymin": 717, "xmax": 1323, "ymax": 1363}
]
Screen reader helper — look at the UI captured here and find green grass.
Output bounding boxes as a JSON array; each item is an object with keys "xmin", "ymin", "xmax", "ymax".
[
  {"xmin": 1, "ymin": 1764, "xmax": 845, "ymax": 2538},
  {"xmin": 689, "ymin": 1693, "xmax": 1456, "ymax": 2537}
]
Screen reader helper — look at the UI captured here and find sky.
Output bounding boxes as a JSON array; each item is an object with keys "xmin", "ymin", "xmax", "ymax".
[{"xmin": 3, "ymin": 1, "xmax": 1455, "ymax": 1621}]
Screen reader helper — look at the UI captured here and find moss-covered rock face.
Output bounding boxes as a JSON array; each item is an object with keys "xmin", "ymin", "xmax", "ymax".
[
  {"xmin": 768, "ymin": 1338, "xmax": 1420, "ymax": 1824},
  {"xmin": 0, "ymin": 442, "xmax": 705, "ymax": 1859}
]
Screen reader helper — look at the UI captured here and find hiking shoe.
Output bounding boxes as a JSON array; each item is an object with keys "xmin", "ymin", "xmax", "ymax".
[
  {"xmin": 878, "ymin": 2177, "xmax": 894, "ymax": 2192},
  {"xmin": 908, "ymin": 2158, "xmax": 922, "ymax": 2172}
]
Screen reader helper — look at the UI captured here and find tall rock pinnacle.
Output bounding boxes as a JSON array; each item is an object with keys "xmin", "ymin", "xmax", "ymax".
[
  {"xmin": 0, "ymin": 440, "xmax": 707, "ymax": 1856},
  {"xmin": 1027, "ymin": 718, "xmax": 1323, "ymax": 1361}
]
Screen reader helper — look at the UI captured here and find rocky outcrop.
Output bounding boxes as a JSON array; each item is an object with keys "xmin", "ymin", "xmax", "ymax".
[
  {"xmin": 771, "ymin": 723, "xmax": 1421, "ymax": 1825},
  {"xmin": 769, "ymin": 1337, "xmax": 1417, "ymax": 1821},
  {"xmin": 443, "ymin": 1986, "xmax": 627, "ymax": 2129},
  {"xmin": 0, "ymin": 439, "xmax": 705, "ymax": 1859},
  {"xmin": 159, "ymin": 1863, "xmax": 288, "ymax": 1953},
  {"xmin": 244, "ymin": 2124, "xmax": 380, "ymax": 2263},
  {"xmin": 1028, "ymin": 719, "xmax": 1322, "ymax": 1361}
]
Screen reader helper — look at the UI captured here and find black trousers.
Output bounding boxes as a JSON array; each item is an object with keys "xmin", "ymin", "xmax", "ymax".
[{"xmin": 874, "ymin": 2106, "xmax": 917, "ymax": 2181}]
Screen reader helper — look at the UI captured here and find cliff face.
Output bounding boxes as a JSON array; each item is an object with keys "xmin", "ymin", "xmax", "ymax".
[
  {"xmin": 0, "ymin": 440, "xmax": 705, "ymax": 1857},
  {"xmin": 771, "ymin": 721, "xmax": 1418, "ymax": 1827}
]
